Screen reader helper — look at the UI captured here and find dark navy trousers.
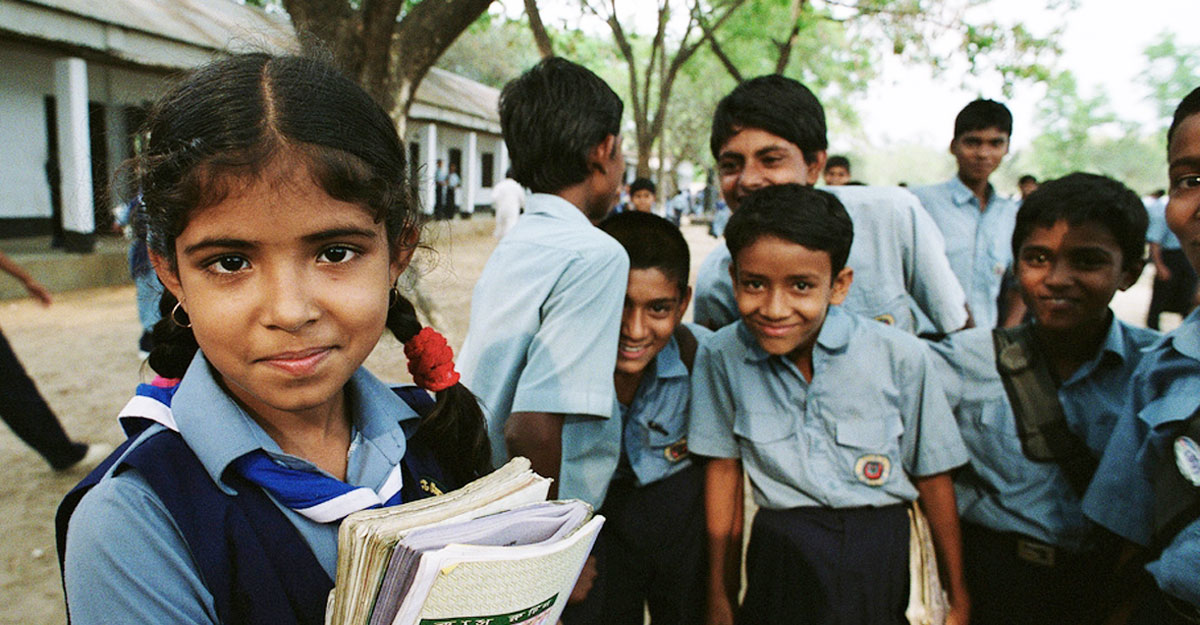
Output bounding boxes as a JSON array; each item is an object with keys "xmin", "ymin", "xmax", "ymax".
[{"xmin": 0, "ymin": 327, "xmax": 83, "ymax": 469}]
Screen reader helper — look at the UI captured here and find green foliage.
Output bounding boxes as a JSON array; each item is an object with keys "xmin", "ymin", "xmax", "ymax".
[
  {"xmin": 438, "ymin": 14, "xmax": 543, "ymax": 89},
  {"xmin": 1141, "ymin": 31, "xmax": 1200, "ymax": 128}
]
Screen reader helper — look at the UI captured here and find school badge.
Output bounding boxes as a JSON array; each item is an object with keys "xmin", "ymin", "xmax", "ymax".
[
  {"xmin": 873, "ymin": 314, "xmax": 895, "ymax": 326},
  {"xmin": 664, "ymin": 437, "xmax": 690, "ymax": 463},
  {"xmin": 1175, "ymin": 436, "xmax": 1200, "ymax": 487},
  {"xmin": 855, "ymin": 454, "xmax": 890, "ymax": 486},
  {"xmin": 419, "ymin": 476, "xmax": 446, "ymax": 496}
]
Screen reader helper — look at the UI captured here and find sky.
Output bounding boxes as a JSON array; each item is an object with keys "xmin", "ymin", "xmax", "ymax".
[{"xmin": 850, "ymin": 0, "xmax": 1200, "ymax": 151}]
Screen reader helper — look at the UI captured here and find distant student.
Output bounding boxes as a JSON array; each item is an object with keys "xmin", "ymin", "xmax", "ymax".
[
  {"xmin": 569, "ymin": 211, "xmax": 710, "ymax": 625},
  {"xmin": 689, "ymin": 184, "xmax": 970, "ymax": 625},
  {"xmin": 1082, "ymin": 86, "xmax": 1200, "ymax": 624},
  {"xmin": 912, "ymin": 99, "xmax": 1023, "ymax": 329},
  {"xmin": 491, "ymin": 169, "xmax": 525, "ymax": 239},
  {"xmin": 927, "ymin": 173, "xmax": 1157, "ymax": 625},
  {"xmin": 0, "ymin": 250, "xmax": 104, "ymax": 471},
  {"xmin": 1145, "ymin": 188, "xmax": 1198, "ymax": 329},
  {"xmin": 629, "ymin": 177, "xmax": 656, "ymax": 213},
  {"xmin": 457, "ymin": 58, "xmax": 629, "ymax": 508},
  {"xmin": 823, "ymin": 155, "xmax": 851, "ymax": 186},
  {"xmin": 694, "ymin": 75, "xmax": 968, "ymax": 335},
  {"xmin": 1018, "ymin": 174, "xmax": 1039, "ymax": 201}
]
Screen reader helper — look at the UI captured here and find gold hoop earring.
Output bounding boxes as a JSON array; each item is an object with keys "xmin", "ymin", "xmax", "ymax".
[
  {"xmin": 388, "ymin": 287, "xmax": 400, "ymax": 308},
  {"xmin": 170, "ymin": 302, "xmax": 192, "ymax": 328}
]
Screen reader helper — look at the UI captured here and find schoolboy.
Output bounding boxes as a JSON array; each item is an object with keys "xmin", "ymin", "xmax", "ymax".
[
  {"xmin": 823, "ymin": 155, "xmax": 851, "ymax": 186},
  {"xmin": 688, "ymin": 183, "xmax": 970, "ymax": 625},
  {"xmin": 1018, "ymin": 174, "xmax": 1039, "ymax": 201},
  {"xmin": 628, "ymin": 177, "xmax": 656, "ymax": 213},
  {"xmin": 1145, "ymin": 188, "xmax": 1198, "ymax": 330},
  {"xmin": 457, "ymin": 58, "xmax": 629, "ymax": 508},
  {"xmin": 694, "ymin": 75, "xmax": 968, "ymax": 335},
  {"xmin": 912, "ymin": 99, "xmax": 1023, "ymax": 329},
  {"xmin": 1082, "ymin": 86, "xmax": 1200, "ymax": 623},
  {"xmin": 569, "ymin": 211, "xmax": 711, "ymax": 625},
  {"xmin": 926, "ymin": 173, "xmax": 1157, "ymax": 625}
]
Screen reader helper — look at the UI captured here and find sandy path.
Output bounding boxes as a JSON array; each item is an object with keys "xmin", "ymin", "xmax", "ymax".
[{"xmin": 0, "ymin": 213, "xmax": 1156, "ymax": 624}]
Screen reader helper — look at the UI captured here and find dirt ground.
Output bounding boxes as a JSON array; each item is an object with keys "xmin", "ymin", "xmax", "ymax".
[{"xmin": 0, "ymin": 215, "xmax": 1159, "ymax": 624}]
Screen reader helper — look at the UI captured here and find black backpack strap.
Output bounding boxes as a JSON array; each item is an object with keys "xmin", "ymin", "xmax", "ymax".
[
  {"xmin": 992, "ymin": 324, "xmax": 1097, "ymax": 497},
  {"xmin": 674, "ymin": 324, "xmax": 698, "ymax": 374},
  {"xmin": 1152, "ymin": 409, "xmax": 1200, "ymax": 555}
]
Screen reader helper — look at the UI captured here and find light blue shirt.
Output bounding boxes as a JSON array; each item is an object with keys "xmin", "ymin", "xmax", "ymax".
[
  {"xmin": 911, "ymin": 177, "xmax": 1019, "ymax": 329},
  {"xmin": 692, "ymin": 186, "xmax": 968, "ymax": 334},
  {"xmin": 457, "ymin": 193, "xmax": 629, "ymax": 508},
  {"xmin": 64, "ymin": 353, "xmax": 418, "ymax": 625},
  {"xmin": 1146, "ymin": 196, "xmax": 1182, "ymax": 250},
  {"xmin": 1083, "ymin": 308, "xmax": 1200, "ymax": 605},
  {"xmin": 620, "ymin": 324, "xmax": 712, "ymax": 487},
  {"xmin": 688, "ymin": 305, "xmax": 968, "ymax": 510},
  {"xmin": 928, "ymin": 317, "xmax": 1158, "ymax": 549}
]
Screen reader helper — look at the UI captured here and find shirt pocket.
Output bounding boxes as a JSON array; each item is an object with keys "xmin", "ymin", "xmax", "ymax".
[
  {"xmin": 834, "ymin": 418, "xmax": 903, "ymax": 487},
  {"xmin": 641, "ymin": 409, "xmax": 690, "ymax": 463},
  {"xmin": 733, "ymin": 412, "xmax": 800, "ymax": 486},
  {"xmin": 960, "ymin": 399, "xmax": 1025, "ymax": 486}
]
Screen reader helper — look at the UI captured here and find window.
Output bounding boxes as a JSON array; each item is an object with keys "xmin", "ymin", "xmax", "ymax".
[{"xmin": 481, "ymin": 152, "xmax": 495, "ymax": 187}]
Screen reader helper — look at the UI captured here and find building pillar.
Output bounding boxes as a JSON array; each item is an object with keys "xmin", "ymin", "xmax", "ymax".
[
  {"xmin": 464, "ymin": 131, "xmax": 477, "ymax": 215},
  {"xmin": 498, "ymin": 141, "xmax": 509, "ymax": 181},
  {"xmin": 54, "ymin": 57, "xmax": 93, "ymax": 252},
  {"xmin": 423, "ymin": 123, "xmax": 438, "ymax": 215}
]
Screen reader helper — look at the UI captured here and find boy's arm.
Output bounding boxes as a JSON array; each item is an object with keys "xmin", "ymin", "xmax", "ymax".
[
  {"xmin": 913, "ymin": 473, "xmax": 970, "ymax": 625},
  {"xmin": 0, "ymin": 251, "xmax": 52, "ymax": 306},
  {"xmin": 505, "ymin": 411, "xmax": 564, "ymax": 498},
  {"xmin": 1150, "ymin": 242, "xmax": 1172, "ymax": 281},
  {"xmin": 704, "ymin": 457, "xmax": 743, "ymax": 625}
]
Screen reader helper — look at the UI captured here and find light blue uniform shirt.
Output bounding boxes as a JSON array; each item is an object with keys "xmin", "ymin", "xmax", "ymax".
[
  {"xmin": 911, "ymin": 177, "xmax": 1019, "ymax": 329},
  {"xmin": 1146, "ymin": 196, "xmax": 1182, "ymax": 250},
  {"xmin": 692, "ymin": 186, "xmax": 968, "ymax": 334},
  {"xmin": 688, "ymin": 306, "xmax": 968, "ymax": 510},
  {"xmin": 1083, "ymin": 308, "xmax": 1200, "ymax": 605},
  {"xmin": 64, "ymin": 353, "xmax": 418, "ymax": 625},
  {"xmin": 620, "ymin": 324, "xmax": 712, "ymax": 487},
  {"xmin": 457, "ymin": 193, "xmax": 629, "ymax": 508},
  {"xmin": 928, "ymin": 317, "xmax": 1158, "ymax": 549}
]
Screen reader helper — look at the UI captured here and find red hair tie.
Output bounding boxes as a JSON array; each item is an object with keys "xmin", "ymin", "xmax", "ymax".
[{"xmin": 404, "ymin": 327, "xmax": 461, "ymax": 393}]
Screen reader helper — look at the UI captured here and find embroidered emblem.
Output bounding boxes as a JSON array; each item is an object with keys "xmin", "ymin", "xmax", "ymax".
[
  {"xmin": 855, "ymin": 454, "xmax": 890, "ymax": 486},
  {"xmin": 664, "ymin": 438, "xmax": 690, "ymax": 463},
  {"xmin": 873, "ymin": 313, "xmax": 895, "ymax": 326},
  {"xmin": 1175, "ymin": 436, "xmax": 1200, "ymax": 487},
  {"xmin": 419, "ymin": 477, "xmax": 446, "ymax": 496}
]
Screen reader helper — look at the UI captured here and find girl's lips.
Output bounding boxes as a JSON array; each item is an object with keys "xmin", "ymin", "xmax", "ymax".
[{"xmin": 259, "ymin": 347, "xmax": 331, "ymax": 376}]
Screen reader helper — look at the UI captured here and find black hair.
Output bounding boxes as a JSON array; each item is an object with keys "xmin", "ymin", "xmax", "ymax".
[
  {"xmin": 725, "ymin": 183, "xmax": 853, "ymax": 276},
  {"xmin": 825, "ymin": 155, "xmax": 850, "ymax": 171},
  {"xmin": 1012, "ymin": 172, "xmax": 1148, "ymax": 273},
  {"xmin": 710, "ymin": 75, "xmax": 828, "ymax": 165},
  {"xmin": 499, "ymin": 57, "xmax": 623, "ymax": 194},
  {"xmin": 1018, "ymin": 174, "xmax": 1038, "ymax": 185},
  {"xmin": 1168, "ymin": 86, "xmax": 1200, "ymax": 155},
  {"xmin": 954, "ymin": 99, "xmax": 1013, "ymax": 139},
  {"xmin": 629, "ymin": 177, "xmax": 656, "ymax": 196},
  {"xmin": 598, "ymin": 211, "xmax": 689, "ymax": 295},
  {"xmin": 139, "ymin": 53, "xmax": 490, "ymax": 484}
]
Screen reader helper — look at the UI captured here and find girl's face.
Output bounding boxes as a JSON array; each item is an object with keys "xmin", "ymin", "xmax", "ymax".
[{"xmin": 154, "ymin": 159, "xmax": 407, "ymax": 423}]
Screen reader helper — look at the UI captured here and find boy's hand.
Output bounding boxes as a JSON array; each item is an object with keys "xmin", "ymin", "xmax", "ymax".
[
  {"xmin": 23, "ymin": 278, "xmax": 52, "ymax": 307},
  {"xmin": 566, "ymin": 555, "xmax": 597, "ymax": 604},
  {"xmin": 1155, "ymin": 261, "xmax": 1172, "ymax": 281},
  {"xmin": 946, "ymin": 595, "xmax": 971, "ymax": 625},
  {"xmin": 705, "ymin": 592, "xmax": 735, "ymax": 625}
]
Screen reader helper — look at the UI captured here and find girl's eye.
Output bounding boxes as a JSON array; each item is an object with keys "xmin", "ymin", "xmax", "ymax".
[
  {"xmin": 209, "ymin": 255, "xmax": 249, "ymax": 274},
  {"xmin": 318, "ymin": 246, "xmax": 358, "ymax": 264}
]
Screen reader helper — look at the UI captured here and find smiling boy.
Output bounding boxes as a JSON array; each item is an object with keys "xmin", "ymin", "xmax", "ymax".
[
  {"xmin": 694, "ymin": 75, "xmax": 967, "ymax": 335},
  {"xmin": 1081, "ymin": 86, "xmax": 1200, "ymax": 624},
  {"xmin": 688, "ymin": 184, "xmax": 970, "ymax": 625},
  {"xmin": 926, "ymin": 173, "xmax": 1158, "ymax": 625},
  {"xmin": 913, "ymin": 99, "xmax": 1022, "ymax": 329}
]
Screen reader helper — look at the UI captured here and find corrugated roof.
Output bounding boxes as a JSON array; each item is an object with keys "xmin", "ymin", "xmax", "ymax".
[
  {"xmin": 15, "ymin": 0, "xmax": 293, "ymax": 54},
  {"xmin": 412, "ymin": 66, "xmax": 500, "ymax": 126}
]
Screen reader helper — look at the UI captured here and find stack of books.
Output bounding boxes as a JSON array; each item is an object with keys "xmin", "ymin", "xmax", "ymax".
[{"xmin": 326, "ymin": 458, "xmax": 603, "ymax": 625}]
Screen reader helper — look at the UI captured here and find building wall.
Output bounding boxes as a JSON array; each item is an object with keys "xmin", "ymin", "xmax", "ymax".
[{"xmin": 405, "ymin": 122, "xmax": 505, "ymax": 214}]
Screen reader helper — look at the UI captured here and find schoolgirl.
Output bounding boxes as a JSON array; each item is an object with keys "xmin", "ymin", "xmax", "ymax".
[{"xmin": 57, "ymin": 52, "xmax": 489, "ymax": 625}]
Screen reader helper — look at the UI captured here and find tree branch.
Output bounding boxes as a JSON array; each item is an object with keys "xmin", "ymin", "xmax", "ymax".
[
  {"xmin": 386, "ymin": 0, "xmax": 494, "ymax": 119},
  {"xmin": 692, "ymin": 0, "xmax": 743, "ymax": 82},
  {"xmin": 774, "ymin": 0, "xmax": 805, "ymax": 74},
  {"xmin": 524, "ymin": 0, "xmax": 555, "ymax": 58}
]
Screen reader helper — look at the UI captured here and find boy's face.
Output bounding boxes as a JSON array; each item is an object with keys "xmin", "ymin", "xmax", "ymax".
[
  {"xmin": 717, "ymin": 127, "xmax": 825, "ymax": 210},
  {"xmin": 824, "ymin": 166, "xmax": 850, "ymax": 186},
  {"xmin": 1016, "ymin": 219, "xmax": 1137, "ymax": 333},
  {"xmin": 950, "ymin": 127, "xmax": 1009, "ymax": 185},
  {"xmin": 1019, "ymin": 180, "xmax": 1039, "ymax": 199},
  {"xmin": 731, "ymin": 236, "xmax": 852, "ymax": 367},
  {"xmin": 631, "ymin": 189, "xmax": 656, "ymax": 212},
  {"xmin": 617, "ymin": 268, "xmax": 690, "ymax": 376},
  {"xmin": 1167, "ymin": 112, "xmax": 1200, "ymax": 273}
]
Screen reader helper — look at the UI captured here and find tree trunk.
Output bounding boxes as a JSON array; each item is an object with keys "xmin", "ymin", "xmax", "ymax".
[{"xmin": 524, "ymin": 0, "xmax": 556, "ymax": 58}]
